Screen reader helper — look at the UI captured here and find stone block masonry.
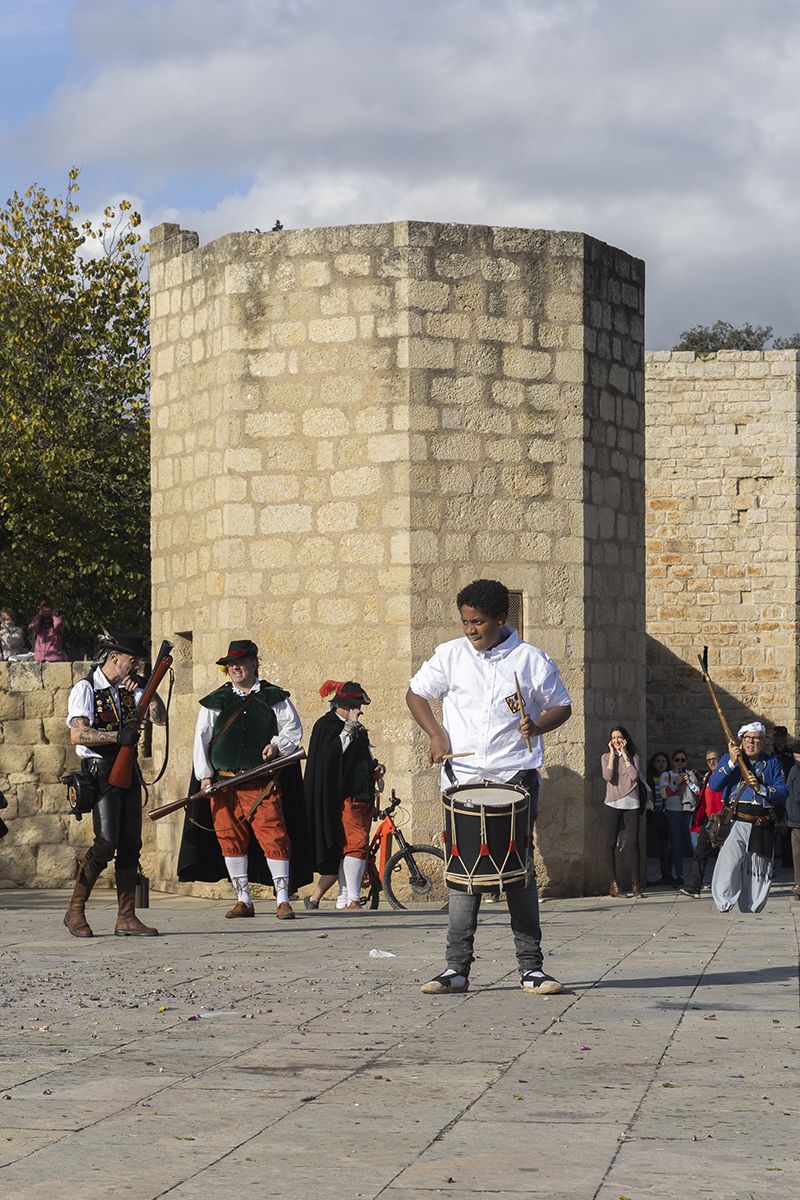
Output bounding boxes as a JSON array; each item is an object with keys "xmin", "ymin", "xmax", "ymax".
[
  {"xmin": 0, "ymin": 660, "xmax": 162, "ymax": 888},
  {"xmin": 645, "ymin": 350, "xmax": 800, "ymax": 759},
  {"xmin": 147, "ymin": 220, "xmax": 645, "ymax": 897}
]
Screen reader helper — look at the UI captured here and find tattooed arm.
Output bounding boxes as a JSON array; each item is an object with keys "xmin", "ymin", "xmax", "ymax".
[{"xmin": 68, "ymin": 716, "xmax": 118, "ymax": 747}]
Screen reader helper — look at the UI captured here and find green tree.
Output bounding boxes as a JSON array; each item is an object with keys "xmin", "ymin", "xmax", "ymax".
[
  {"xmin": 674, "ymin": 320, "xmax": 800, "ymax": 354},
  {"xmin": 0, "ymin": 171, "xmax": 150, "ymax": 655}
]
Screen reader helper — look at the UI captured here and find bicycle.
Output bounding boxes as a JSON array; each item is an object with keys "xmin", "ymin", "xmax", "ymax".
[{"xmin": 362, "ymin": 789, "xmax": 447, "ymax": 911}]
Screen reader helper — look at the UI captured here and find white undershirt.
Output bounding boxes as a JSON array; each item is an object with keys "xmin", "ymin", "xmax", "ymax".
[{"xmin": 66, "ymin": 667, "xmax": 144, "ymax": 760}]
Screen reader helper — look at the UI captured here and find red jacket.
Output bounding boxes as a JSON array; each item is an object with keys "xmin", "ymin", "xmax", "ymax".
[{"xmin": 691, "ymin": 782, "xmax": 724, "ymax": 833}]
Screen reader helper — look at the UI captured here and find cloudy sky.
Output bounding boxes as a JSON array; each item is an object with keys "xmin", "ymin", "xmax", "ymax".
[{"xmin": 2, "ymin": 0, "xmax": 799, "ymax": 347}]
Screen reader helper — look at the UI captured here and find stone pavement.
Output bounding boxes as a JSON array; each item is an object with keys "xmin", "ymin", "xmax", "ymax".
[{"xmin": 0, "ymin": 882, "xmax": 798, "ymax": 1200}]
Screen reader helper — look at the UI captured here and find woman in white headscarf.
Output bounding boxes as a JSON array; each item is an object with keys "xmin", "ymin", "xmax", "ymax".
[{"xmin": 708, "ymin": 722, "xmax": 788, "ymax": 913}]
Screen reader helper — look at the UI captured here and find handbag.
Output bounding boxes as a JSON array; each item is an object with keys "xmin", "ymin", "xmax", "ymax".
[{"xmin": 636, "ymin": 775, "xmax": 653, "ymax": 812}]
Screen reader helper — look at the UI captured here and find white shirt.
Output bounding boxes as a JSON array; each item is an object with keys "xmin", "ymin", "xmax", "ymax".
[
  {"xmin": 66, "ymin": 667, "xmax": 144, "ymax": 760},
  {"xmin": 408, "ymin": 628, "xmax": 571, "ymax": 786},
  {"xmin": 193, "ymin": 680, "xmax": 303, "ymax": 780}
]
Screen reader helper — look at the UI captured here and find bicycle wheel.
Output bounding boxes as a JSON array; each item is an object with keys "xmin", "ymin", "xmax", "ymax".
[{"xmin": 382, "ymin": 844, "xmax": 447, "ymax": 911}]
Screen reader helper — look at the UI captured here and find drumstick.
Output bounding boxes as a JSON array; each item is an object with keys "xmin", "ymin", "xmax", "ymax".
[
  {"xmin": 440, "ymin": 752, "xmax": 474, "ymax": 760},
  {"xmin": 514, "ymin": 672, "xmax": 532, "ymax": 752}
]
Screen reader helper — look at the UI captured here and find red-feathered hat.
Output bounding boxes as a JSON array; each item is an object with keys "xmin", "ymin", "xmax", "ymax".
[{"xmin": 319, "ymin": 679, "xmax": 371, "ymax": 706}]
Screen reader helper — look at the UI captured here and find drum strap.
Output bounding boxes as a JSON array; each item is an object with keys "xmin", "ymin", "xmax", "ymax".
[{"xmin": 444, "ymin": 759, "xmax": 458, "ymax": 787}]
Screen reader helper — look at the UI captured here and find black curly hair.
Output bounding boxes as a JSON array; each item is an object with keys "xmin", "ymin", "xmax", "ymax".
[{"xmin": 456, "ymin": 579, "xmax": 510, "ymax": 620}]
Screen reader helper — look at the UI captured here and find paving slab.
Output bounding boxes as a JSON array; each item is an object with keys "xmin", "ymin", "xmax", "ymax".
[{"xmin": 0, "ymin": 882, "xmax": 798, "ymax": 1199}]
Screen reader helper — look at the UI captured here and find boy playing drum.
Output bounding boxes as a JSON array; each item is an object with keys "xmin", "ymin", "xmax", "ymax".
[{"xmin": 406, "ymin": 579, "xmax": 572, "ymax": 995}]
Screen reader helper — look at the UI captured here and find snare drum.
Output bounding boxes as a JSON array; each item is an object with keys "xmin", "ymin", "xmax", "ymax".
[{"xmin": 442, "ymin": 782, "xmax": 531, "ymax": 893}]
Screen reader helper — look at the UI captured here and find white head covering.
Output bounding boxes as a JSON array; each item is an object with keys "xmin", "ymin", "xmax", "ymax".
[{"xmin": 737, "ymin": 721, "xmax": 766, "ymax": 738}]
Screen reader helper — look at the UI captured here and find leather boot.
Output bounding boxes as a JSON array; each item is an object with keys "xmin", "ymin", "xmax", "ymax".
[
  {"xmin": 114, "ymin": 868, "xmax": 159, "ymax": 936},
  {"xmin": 64, "ymin": 860, "xmax": 99, "ymax": 937}
]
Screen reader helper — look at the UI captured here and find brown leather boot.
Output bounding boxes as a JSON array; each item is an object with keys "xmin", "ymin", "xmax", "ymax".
[
  {"xmin": 631, "ymin": 881, "xmax": 644, "ymax": 899},
  {"xmin": 609, "ymin": 880, "xmax": 622, "ymax": 898},
  {"xmin": 64, "ymin": 860, "xmax": 99, "ymax": 937},
  {"xmin": 114, "ymin": 868, "xmax": 159, "ymax": 936}
]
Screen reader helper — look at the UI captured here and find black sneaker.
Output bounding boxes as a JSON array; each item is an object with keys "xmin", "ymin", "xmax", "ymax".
[
  {"xmin": 520, "ymin": 970, "xmax": 564, "ymax": 995},
  {"xmin": 420, "ymin": 971, "xmax": 469, "ymax": 995}
]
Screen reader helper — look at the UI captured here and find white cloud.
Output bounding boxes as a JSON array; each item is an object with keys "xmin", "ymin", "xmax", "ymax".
[{"xmin": 11, "ymin": 0, "xmax": 800, "ymax": 344}]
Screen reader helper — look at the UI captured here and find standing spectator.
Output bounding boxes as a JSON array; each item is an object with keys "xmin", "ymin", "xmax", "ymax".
[
  {"xmin": 0, "ymin": 607, "xmax": 33, "ymax": 661},
  {"xmin": 771, "ymin": 726, "xmax": 794, "ymax": 779},
  {"xmin": 646, "ymin": 751, "xmax": 671, "ymax": 884},
  {"xmin": 29, "ymin": 598, "xmax": 66, "ymax": 662},
  {"xmin": 785, "ymin": 749, "xmax": 800, "ymax": 898},
  {"xmin": 786, "ymin": 749, "xmax": 800, "ymax": 900},
  {"xmin": 659, "ymin": 750, "xmax": 700, "ymax": 888},
  {"xmin": 681, "ymin": 749, "xmax": 723, "ymax": 898},
  {"xmin": 600, "ymin": 726, "xmax": 643, "ymax": 898},
  {"xmin": 690, "ymin": 749, "xmax": 721, "ymax": 850}
]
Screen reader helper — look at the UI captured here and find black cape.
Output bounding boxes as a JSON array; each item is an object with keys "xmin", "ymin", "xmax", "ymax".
[
  {"xmin": 304, "ymin": 709, "xmax": 371, "ymax": 874},
  {"xmin": 176, "ymin": 762, "xmax": 312, "ymax": 890}
]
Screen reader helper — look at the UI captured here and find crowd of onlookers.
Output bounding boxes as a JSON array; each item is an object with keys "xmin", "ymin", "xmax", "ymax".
[
  {"xmin": 601, "ymin": 724, "xmax": 800, "ymax": 902},
  {"xmin": 0, "ymin": 600, "xmax": 66, "ymax": 663}
]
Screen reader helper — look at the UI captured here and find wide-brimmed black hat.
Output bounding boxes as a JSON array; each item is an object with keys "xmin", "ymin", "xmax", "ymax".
[
  {"xmin": 216, "ymin": 639, "xmax": 259, "ymax": 666},
  {"xmin": 319, "ymin": 679, "xmax": 371, "ymax": 707},
  {"xmin": 97, "ymin": 628, "xmax": 148, "ymax": 660}
]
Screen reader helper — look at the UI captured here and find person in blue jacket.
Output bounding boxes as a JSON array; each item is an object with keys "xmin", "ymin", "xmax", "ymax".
[{"xmin": 709, "ymin": 721, "xmax": 788, "ymax": 913}]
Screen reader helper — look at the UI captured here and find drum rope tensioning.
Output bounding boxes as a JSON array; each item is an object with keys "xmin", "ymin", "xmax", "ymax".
[{"xmin": 442, "ymin": 781, "xmax": 531, "ymax": 893}]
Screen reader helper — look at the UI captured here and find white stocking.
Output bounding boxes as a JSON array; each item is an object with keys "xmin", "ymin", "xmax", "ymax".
[
  {"xmin": 267, "ymin": 859, "xmax": 290, "ymax": 905},
  {"xmin": 336, "ymin": 862, "xmax": 348, "ymax": 908},
  {"xmin": 224, "ymin": 855, "xmax": 251, "ymax": 905},
  {"xmin": 343, "ymin": 855, "xmax": 367, "ymax": 904}
]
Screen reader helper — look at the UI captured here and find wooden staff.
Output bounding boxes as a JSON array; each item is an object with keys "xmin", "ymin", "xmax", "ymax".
[
  {"xmin": 697, "ymin": 646, "xmax": 756, "ymax": 786},
  {"xmin": 514, "ymin": 672, "xmax": 532, "ymax": 752}
]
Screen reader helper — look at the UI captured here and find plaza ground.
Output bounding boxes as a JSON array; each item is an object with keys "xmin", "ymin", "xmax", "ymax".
[{"xmin": 0, "ymin": 880, "xmax": 798, "ymax": 1199}]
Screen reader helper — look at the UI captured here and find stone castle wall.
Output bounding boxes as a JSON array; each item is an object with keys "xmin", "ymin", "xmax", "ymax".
[
  {"xmin": 144, "ymin": 219, "xmax": 645, "ymax": 897},
  {"xmin": 645, "ymin": 350, "xmax": 800, "ymax": 760},
  {"xmin": 0, "ymin": 660, "xmax": 164, "ymax": 888}
]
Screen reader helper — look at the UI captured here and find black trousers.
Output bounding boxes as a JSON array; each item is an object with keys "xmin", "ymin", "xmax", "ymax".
[
  {"xmin": 85, "ymin": 760, "xmax": 142, "ymax": 874},
  {"xmin": 688, "ymin": 824, "xmax": 718, "ymax": 893},
  {"xmin": 601, "ymin": 804, "xmax": 640, "ymax": 886}
]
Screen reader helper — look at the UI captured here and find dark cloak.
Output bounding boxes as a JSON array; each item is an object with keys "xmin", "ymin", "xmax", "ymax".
[
  {"xmin": 304, "ymin": 709, "xmax": 372, "ymax": 874},
  {"xmin": 176, "ymin": 761, "xmax": 312, "ymax": 890}
]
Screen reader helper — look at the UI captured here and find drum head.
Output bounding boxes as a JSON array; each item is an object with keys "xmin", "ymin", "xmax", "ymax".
[{"xmin": 443, "ymin": 783, "xmax": 528, "ymax": 808}]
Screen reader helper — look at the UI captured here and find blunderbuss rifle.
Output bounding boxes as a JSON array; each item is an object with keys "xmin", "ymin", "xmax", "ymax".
[
  {"xmin": 107, "ymin": 639, "xmax": 175, "ymax": 790},
  {"xmin": 697, "ymin": 645, "xmax": 757, "ymax": 786},
  {"xmin": 148, "ymin": 748, "xmax": 307, "ymax": 822}
]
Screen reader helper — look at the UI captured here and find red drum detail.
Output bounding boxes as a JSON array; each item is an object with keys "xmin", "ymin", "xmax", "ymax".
[
  {"xmin": 451, "ymin": 843, "xmax": 459, "ymax": 857},
  {"xmin": 479, "ymin": 843, "xmax": 490, "ymax": 856},
  {"xmin": 509, "ymin": 839, "xmax": 516, "ymax": 852}
]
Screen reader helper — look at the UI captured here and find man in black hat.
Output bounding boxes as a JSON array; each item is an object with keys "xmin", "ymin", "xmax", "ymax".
[
  {"xmin": 64, "ymin": 629, "xmax": 167, "ymax": 937},
  {"xmin": 192, "ymin": 639, "xmax": 307, "ymax": 919},
  {"xmin": 303, "ymin": 679, "xmax": 383, "ymax": 910}
]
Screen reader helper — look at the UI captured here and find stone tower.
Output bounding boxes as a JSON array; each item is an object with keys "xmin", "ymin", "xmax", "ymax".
[{"xmin": 146, "ymin": 220, "xmax": 645, "ymax": 896}]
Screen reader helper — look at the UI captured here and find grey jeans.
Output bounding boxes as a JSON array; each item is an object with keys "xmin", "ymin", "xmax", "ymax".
[{"xmin": 445, "ymin": 771, "xmax": 542, "ymax": 976}]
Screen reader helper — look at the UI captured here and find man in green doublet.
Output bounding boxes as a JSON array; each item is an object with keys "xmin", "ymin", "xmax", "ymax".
[{"xmin": 193, "ymin": 639, "xmax": 305, "ymax": 919}]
